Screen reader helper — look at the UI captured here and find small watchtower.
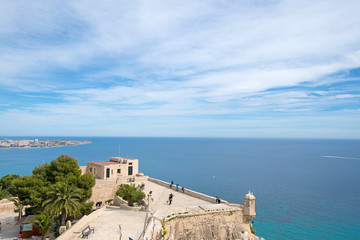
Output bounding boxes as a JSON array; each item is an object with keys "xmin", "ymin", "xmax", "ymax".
[{"xmin": 243, "ymin": 191, "xmax": 256, "ymax": 223}]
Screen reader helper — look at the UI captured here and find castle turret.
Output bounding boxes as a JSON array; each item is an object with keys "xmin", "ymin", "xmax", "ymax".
[{"xmin": 243, "ymin": 191, "xmax": 256, "ymax": 223}]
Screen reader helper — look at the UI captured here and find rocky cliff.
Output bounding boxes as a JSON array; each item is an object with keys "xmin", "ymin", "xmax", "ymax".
[{"xmin": 164, "ymin": 211, "xmax": 264, "ymax": 240}]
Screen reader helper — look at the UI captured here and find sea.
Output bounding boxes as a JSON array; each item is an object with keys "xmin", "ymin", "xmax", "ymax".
[{"xmin": 0, "ymin": 137, "xmax": 359, "ymax": 240}]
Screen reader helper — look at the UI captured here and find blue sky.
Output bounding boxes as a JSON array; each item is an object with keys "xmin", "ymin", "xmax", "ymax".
[{"xmin": 0, "ymin": 0, "xmax": 360, "ymax": 138}]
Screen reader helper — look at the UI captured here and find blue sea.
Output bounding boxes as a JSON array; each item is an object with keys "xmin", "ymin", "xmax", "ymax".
[{"xmin": 0, "ymin": 137, "xmax": 359, "ymax": 240}]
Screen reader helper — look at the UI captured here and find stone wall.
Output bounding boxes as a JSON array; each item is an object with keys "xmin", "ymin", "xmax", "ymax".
[
  {"xmin": 88, "ymin": 182, "xmax": 119, "ymax": 204},
  {"xmin": 88, "ymin": 176, "xmax": 149, "ymax": 205},
  {"xmin": 148, "ymin": 177, "xmax": 228, "ymax": 204},
  {"xmin": 164, "ymin": 211, "xmax": 262, "ymax": 240}
]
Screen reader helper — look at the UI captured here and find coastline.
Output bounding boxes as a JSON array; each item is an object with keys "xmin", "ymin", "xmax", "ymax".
[
  {"xmin": 0, "ymin": 143, "xmax": 91, "ymax": 149},
  {"xmin": 0, "ymin": 139, "xmax": 91, "ymax": 149}
]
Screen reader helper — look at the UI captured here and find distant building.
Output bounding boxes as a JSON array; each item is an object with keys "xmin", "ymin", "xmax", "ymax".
[
  {"xmin": 18, "ymin": 140, "xmax": 30, "ymax": 147},
  {"xmin": 87, "ymin": 157, "xmax": 139, "ymax": 181}
]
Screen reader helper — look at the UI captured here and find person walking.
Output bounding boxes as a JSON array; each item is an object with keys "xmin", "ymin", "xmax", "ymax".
[{"xmin": 169, "ymin": 193, "xmax": 173, "ymax": 205}]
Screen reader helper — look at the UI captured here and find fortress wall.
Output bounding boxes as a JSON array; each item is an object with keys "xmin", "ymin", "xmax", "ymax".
[
  {"xmin": 88, "ymin": 183, "xmax": 119, "ymax": 204},
  {"xmin": 163, "ymin": 211, "xmax": 262, "ymax": 240},
  {"xmin": 88, "ymin": 176, "xmax": 149, "ymax": 205},
  {"xmin": 148, "ymin": 177, "xmax": 223, "ymax": 204}
]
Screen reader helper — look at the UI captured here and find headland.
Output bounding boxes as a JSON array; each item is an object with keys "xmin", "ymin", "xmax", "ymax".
[{"xmin": 0, "ymin": 139, "xmax": 91, "ymax": 149}]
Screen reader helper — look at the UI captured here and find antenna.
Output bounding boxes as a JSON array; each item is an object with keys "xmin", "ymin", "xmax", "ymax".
[{"xmin": 119, "ymin": 144, "xmax": 120, "ymax": 158}]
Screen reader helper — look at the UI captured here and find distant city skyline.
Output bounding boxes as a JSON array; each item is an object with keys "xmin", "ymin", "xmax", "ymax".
[{"xmin": 0, "ymin": 1, "xmax": 359, "ymax": 139}]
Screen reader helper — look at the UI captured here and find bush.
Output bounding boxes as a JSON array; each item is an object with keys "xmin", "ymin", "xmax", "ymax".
[{"xmin": 116, "ymin": 184, "xmax": 146, "ymax": 206}]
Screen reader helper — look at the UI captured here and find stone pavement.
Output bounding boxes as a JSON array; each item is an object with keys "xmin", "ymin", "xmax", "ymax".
[
  {"xmin": 0, "ymin": 213, "xmax": 20, "ymax": 240},
  {"xmin": 63, "ymin": 180, "xmax": 215, "ymax": 239},
  {"xmin": 85, "ymin": 208, "xmax": 146, "ymax": 240}
]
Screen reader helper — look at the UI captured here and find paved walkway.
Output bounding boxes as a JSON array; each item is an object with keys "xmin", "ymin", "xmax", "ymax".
[
  {"xmin": 64, "ymin": 181, "xmax": 215, "ymax": 239},
  {"xmin": 85, "ymin": 208, "xmax": 146, "ymax": 240},
  {"xmin": 0, "ymin": 213, "xmax": 20, "ymax": 240},
  {"xmin": 1, "ymin": 180, "xmax": 222, "ymax": 240},
  {"xmin": 144, "ymin": 181, "xmax": 211, "ymax": 219}
]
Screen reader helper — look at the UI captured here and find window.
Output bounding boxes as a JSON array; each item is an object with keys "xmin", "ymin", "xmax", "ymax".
[
  {"xmin": 90, "ymin": 167, "xmax": 92, "ymax": 172},
  {"xmin": 129, "ymin": 162, "xmax": 133, "ymax": 165},
  {"xmin": 117, "ymin": 169, "xmax": 121, "ymax": 174}
]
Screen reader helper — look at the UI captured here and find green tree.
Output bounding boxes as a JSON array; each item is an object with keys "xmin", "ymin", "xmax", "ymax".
[
  {"xmin": 116, "ymin": 184, "xmax": 145, "ymax": 206},
  {"xmin": 0, "ymin": 174, "xmax": 21, "ymax": 195},
  {"xmin": 77, "ymin": 173, "xmax": 96, "ymax": 202},
  {"xmin": 0, "ymin": 186, "xmax": 10, "ymax": 200},
  {"xmin": 1, "ymin": 155, "xmax": 95, "ymax": 222},
  {"xmin": 10, "ymin": 197, "xmax": 24, "ymax": 220},
  {"xmin": 43, "ymin": 182, "xmax": 81, "ymax": 226},
  {"xmin": 31, "ymin": 213, "xmax": 54, "ymax": 240},
  {"xmin": 33, "ymin": 155, "xmax": 81, "ymax": 184},
  {"xmin": 9, "ymin": 175, "xmax": 49, "ymax": 214}
]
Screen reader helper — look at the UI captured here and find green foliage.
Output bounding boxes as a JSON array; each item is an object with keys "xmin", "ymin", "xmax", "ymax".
[
  {"xmin": 250, "ymin": 225, "xmax": 256, "ymax": 234},
  {"xmin": 77, "ymin": 173, "xmax": 96, "ymax": 202},
  {"xmin": 74, "ymin": 202, "xmax": 94, "ymax": 218},
  {"xmin": 1, "ymin": 154, "xmax": 95, "ymax": 224},
  {"xmin": 0, "ymin": 186, "xmax": 10, "ymax": 200},
  {"xmin": 34, "ymin": 154, "xmax": 81, "ymax": 184},
  {"xmin": 116, "ymin": 184, "xmax": 146, "ymax": 206},
  {"xmin": 9, "ymin": 175, "xmax": 49, "ymax": 210},
  {"xmin": 10, "ymin": 197, "xmax": 24, "ymax": 220},
  {"xmin": 31, "ymin": 213, "xmax": 54, "ymax": 240},
  {"xmin": 43, "ymin": 182, "xmax": 81, "ymax": 226},
  {"xmin": 161, "ymin": 219, "xmax": 167, "ymax": 237},
  {"xmin": 0, "ymin": 174, "xmax": 21, "ymax": 194}
]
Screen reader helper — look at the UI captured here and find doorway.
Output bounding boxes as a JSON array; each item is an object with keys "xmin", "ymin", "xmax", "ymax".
[{"xmin": 128, "ymin": 166, "xmax": 133, "ymax": 176}]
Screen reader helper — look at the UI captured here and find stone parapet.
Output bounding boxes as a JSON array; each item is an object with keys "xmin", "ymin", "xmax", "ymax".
[{"xmin": 148, "ymin": 177, "xmax": 225, "ymax": 204}]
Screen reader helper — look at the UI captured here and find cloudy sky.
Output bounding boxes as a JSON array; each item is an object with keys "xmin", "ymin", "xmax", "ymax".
[{"xmin": 0, "ymin": 0, "xmax": 359, "ymax": 138}]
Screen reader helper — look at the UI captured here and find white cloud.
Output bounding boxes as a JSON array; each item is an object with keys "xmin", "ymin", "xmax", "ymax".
[{"xmin": 0, "ymin": 0, "xmax": 359, "ymax": 137}]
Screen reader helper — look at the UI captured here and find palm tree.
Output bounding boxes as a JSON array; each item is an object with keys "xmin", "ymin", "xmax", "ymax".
[
  {"xmin": 31, "ymin": 213, "xmax": 54, "ymax": 240},
  {"xmin": 10, "ymin": 197, "xmax": 24, "ymax": 220},
  {"xmin": 43, "ymin": 182, "xmax": 81, "ymax": 226},
  {"xmin": 0, "ymin": 186, "xmax": 10, "ymax": 200}
]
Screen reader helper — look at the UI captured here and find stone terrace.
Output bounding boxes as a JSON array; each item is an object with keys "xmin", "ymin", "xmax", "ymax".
[{"xmin": 58, "ymin": 180, "xmax": 224, "ymax": 240}]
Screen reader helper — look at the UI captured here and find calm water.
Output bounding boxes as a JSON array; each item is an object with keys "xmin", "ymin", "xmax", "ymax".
[{"xmin": 1, "ymin": 137, "xmax": 359, "ymax": 240}]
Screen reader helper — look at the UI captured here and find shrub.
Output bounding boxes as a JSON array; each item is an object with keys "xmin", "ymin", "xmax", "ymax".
[{"xmin": 116, "ymin": 184, "xmax": 145, "ymax": 206}]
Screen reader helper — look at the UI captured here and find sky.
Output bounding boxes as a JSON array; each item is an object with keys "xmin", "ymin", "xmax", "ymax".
[{"xmin": 0, "ymin": 0, "xmax": 359, "ymax": 138}]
